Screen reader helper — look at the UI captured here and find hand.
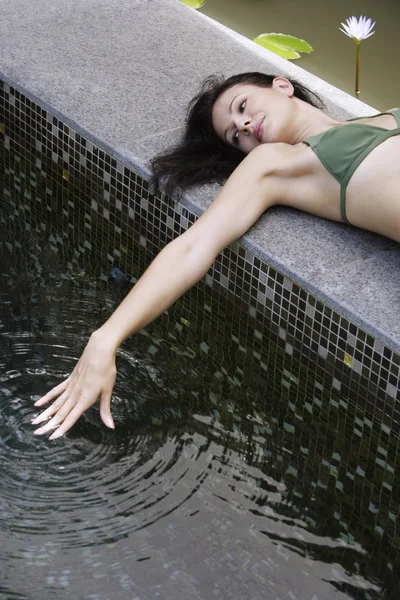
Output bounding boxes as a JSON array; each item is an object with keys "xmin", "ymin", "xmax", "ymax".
[{"xmin": 31, "ymin": 331, "xmax": 118, "ymax": 439}]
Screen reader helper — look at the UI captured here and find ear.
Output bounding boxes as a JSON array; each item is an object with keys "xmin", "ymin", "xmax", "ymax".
[{"xmin": 272, "ymin": 77, "xmax": 294, "ymax": 97}]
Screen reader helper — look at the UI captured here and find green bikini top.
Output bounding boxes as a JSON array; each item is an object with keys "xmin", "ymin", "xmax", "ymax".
[{"xmin": 302, "ymin": 109, "xmax": 400, "ymax": 224}]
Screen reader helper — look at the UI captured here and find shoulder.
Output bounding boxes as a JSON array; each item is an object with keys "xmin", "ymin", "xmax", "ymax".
[
  {"xmin": 226, "ymin": 143, "xmax": 308, "ymax": 207},
  {"xmin": 240, "ymin": 142, "xmax": 296, "ymax": 177}
]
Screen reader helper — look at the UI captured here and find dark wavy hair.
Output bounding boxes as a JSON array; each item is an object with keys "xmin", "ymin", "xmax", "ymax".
[{"xmin": 151, "ymin": 72, "xmax": 325, "ymax": 198}]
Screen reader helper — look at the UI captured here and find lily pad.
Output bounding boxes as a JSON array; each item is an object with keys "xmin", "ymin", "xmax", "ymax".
[
  {"xmin": 179, "ymin": 0, "xmax": 205, "ymax": 8},
  {"xmin": 253, "ymin": 33, "xmax": 313, "ymax": 60}
]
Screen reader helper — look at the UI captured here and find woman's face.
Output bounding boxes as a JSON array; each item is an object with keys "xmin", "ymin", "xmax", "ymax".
[{"xmin": 211, "ymin": 78, "xmax": 295, "ymax": 154}]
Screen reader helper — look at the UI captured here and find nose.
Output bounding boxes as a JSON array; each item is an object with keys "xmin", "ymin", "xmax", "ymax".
[{"xmin": 237, "ymin": 116, "xmax": 252, "ymax": 134}]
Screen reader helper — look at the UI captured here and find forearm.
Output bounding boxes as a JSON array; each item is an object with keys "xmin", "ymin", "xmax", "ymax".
[
  {"xmin": 93, "ymin": 149, "xmax": 276, "ymax": 353},
  {"xmin": 95, "ymin": 235, "xmax": 214, "ymax": 351}
]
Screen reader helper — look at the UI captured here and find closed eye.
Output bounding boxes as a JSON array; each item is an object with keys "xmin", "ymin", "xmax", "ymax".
[{"xmin": 232, "ymin": 100, "xmax": 247, "ymax": 144}]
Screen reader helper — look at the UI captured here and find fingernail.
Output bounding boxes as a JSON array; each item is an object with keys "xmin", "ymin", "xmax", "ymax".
[
  {"xmin": 104, "ymin": 416, "xmax": 115, "ymax": 429},
  {"xmin": 33, "ymin": 428, "xmax": 44, "ymax": 435},
  {"xmin": 31, "ymin": 416, "xmax": 48, "ymax": 425},
  {"xmin": 49, "ymin": 430, "xmax": 63, "ymax": 440}
]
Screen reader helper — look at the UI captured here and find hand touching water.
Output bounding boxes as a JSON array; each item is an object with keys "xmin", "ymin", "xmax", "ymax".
[{"xmin": 31, "ymin": 331, "xmax": 118, "ymax": 439}]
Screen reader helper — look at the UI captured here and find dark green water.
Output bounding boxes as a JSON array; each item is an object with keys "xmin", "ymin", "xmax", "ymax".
[
  {"xmin": 0, "ymin": 149, "xmax": 399, "ymax": 598},
  {"xmin": 200, "ymin": 0, "xmax": 399, "ymax": 110}
]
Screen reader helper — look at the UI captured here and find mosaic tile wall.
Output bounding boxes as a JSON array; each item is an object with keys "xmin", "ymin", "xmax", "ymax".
[{"xmin": 1, "ymin": 76, "xmax": 399, "ymax": 433}]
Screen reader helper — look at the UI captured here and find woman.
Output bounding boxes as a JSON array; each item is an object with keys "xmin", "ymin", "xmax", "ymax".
[{"xmin": 31, "ymin": 72, "xmax": 400, "ymax": 439}]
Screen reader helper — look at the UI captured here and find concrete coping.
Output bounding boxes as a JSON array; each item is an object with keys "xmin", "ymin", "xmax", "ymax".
[{"xmin": 0, "ymin": 0, "xmax": 399, "ymax": 352}]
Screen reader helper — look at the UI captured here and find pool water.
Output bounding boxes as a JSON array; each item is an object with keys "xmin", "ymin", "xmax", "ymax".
[
  {"xmin": 1, "ymin": 154, "xmax": 399, "ymax": 599},
  {"xmin": 200, "ymin": 0, "xmax": 400, "ymax": 110}
]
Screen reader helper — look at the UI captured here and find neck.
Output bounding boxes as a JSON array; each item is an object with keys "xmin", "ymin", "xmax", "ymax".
[{"xmin": 290, "ymin": 98, "xmax": 342, "ymax": 144}]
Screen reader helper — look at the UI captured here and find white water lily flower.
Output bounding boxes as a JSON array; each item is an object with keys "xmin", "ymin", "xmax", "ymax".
[{"xmin": 339, "ymin": 15, "xmax": 375, "ymax": 42}]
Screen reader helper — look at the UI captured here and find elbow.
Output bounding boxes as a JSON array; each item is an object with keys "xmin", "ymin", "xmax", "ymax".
[{"xmin": 169, "ymin": 232, "xmax": 218, "ymax": 280}]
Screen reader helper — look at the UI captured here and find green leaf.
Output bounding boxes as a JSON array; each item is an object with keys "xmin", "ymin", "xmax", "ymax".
[
  {"xmin": 253, "ymin": 33, "xmax": 313, "ymax": 60},
  {"xmin": 179, "ymin": 0, "xmax": 205, "ymax": 8}
]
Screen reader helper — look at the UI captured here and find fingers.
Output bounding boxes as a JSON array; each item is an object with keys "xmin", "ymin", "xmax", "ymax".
[
  {"xmin": 32, "ymin": 393, "xmax": 77, "ymax": 435},
  {"xmin": 31, "ymin": 341, "xmax": 118, "ymax": 439},
  {"xmin": 34, "ymin": 391, "xmax": 91, "ymax": 439},
  {"xmin": 31, "ymin": 388, "xmax": 70, "ymax": 426},
  {"xmin": 48, "ymin": 403, "xmax": 90, "ymax": 440},
  {"xmin": 37, "ymin": 391, "xmax": 115, "ymax": 440},
  {"xmin": 34, "ymin": 376, "xmax": 72, "ymax": 407},
  {"xmin": 100, "ymin": 391, "xmax": 115, "ymax": 429}
]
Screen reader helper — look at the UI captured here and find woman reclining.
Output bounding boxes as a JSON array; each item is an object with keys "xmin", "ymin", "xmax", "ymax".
[{"xmin": 31, "ymin": 72, "xmax": 400, "ymax": 438}]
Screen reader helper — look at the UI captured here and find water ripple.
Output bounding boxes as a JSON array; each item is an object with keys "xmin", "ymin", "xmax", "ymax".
[{"xmin": 0, "ymin": 330, "xmax": 210, "ymax": 550}]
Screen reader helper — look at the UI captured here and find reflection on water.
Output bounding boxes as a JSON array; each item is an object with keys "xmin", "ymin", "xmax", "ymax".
[
  {"xmin": 200, "ymin": 0, "xmax": 399, "ymax": 110},
  {"xmin": 1, "ymin": 168, "xmax": 400, "ymax": 599}
]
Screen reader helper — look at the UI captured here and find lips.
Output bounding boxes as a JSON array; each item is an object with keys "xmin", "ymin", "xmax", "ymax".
[{"xmin": 254, "ymin": 118, "xmax": 264, "ymax": 143}]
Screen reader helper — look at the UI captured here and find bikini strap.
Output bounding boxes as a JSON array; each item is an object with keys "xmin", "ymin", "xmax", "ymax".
[{"xmin": 389, "ymin": 108, "xmax": 400, "ymax": 127}]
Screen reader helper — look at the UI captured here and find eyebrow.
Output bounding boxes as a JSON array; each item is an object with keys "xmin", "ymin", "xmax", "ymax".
[{"xmin": 223, "ymin": 93, "xmax": 241, "ymax": 142}]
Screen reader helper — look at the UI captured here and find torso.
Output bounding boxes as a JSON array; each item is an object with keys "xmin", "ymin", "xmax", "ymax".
[{"xmin": 265, "ymin": 112, "xmax": 400, "ymax": 242}]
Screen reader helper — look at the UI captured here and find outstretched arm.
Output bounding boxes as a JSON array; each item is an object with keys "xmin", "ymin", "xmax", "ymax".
[{"xmin": 32, "ymin": 145, "xmax": 277, "ymax": 438}]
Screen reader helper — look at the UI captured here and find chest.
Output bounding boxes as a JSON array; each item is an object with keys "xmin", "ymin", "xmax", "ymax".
[{"xmin": 278, "ymin": 135, "xmax": 400, "ymax": 235}]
